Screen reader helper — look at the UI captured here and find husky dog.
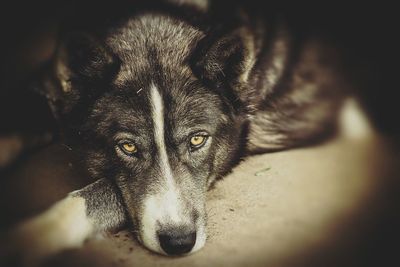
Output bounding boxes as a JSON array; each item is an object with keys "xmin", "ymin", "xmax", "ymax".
[{"xmin": 2, "ymin": 0, "xmax": 345, "ymax": 261}]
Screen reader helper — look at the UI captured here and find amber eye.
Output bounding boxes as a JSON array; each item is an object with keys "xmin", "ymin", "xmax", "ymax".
[
  {"xmin": 118, "ymin": 141, "xmax": 137, "ymax": 155},
  {"xmin": 189, "ymin": 134, "xmax": 208, "ymax": 150}
]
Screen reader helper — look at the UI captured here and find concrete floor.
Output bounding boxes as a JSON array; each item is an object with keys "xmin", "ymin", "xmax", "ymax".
[{"xmin": 1, "ymin": 103, "xmax": 399, "ymax": 267}]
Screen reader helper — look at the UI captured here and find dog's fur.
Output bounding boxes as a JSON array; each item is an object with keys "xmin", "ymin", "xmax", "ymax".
[{"xmin": 2, "ymin": 0, "xmax": 346, "ymax": 262}]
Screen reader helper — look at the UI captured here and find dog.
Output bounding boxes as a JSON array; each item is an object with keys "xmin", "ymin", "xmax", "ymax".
[{"xmin": 1, "ymin": 0, "xmax": 346, "ymax": 263}]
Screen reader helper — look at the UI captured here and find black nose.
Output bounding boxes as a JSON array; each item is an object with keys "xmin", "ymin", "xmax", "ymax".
[{"xmin": 158, "ymin": 228, "xmax": 196, "ymax": 255}]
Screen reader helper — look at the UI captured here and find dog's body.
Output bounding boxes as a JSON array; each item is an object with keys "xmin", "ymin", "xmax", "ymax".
[{"xmin": 2, "ymin": 0, "xmax": 346, "ymax": 262}]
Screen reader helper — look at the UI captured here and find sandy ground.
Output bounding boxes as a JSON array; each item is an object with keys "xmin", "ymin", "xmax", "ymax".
[{"xmin": 1, "ymin": 105, "xmax": 399, "ymax": 267}]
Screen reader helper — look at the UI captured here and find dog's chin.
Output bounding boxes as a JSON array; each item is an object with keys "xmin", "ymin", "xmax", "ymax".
[{"xmin": 138, "ymin": 222, "xmax": 207, "ymax": 256}]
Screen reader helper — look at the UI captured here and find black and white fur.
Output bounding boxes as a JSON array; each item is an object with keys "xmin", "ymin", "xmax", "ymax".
[{"xmin": 1, "ymin": 0, "xmax": 346, "ymax": 262}]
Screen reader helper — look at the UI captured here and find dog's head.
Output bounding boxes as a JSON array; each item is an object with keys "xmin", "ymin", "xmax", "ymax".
[{"xmin": 47, "ymin": 13, "xmax": 255, "ymax": 255}]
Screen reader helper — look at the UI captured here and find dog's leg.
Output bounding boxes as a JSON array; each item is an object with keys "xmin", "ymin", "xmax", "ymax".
[
  {"xmin": 69, "ymin": 178, "xmax": 127, "ymax": 233},
  {"xmin": 0, "ymin": 178, "xmax": 127, "ymax": 266}
]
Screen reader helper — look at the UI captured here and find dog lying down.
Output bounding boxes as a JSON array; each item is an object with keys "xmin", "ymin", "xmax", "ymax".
[{"xmin": 1, "ymin": 0, "xmax": 351, "ymax": 264}]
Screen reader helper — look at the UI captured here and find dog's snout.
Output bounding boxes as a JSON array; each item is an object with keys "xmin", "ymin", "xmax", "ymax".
[{"xmin": 157, "ymin": 227, "xmax": 196, "ymax": 255}]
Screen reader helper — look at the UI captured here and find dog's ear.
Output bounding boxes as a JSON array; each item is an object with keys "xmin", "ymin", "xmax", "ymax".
[
  {"xmin": 56, "ymin": 32, "xmax": 117, "ymax": 86},
  {"xmin": 191, "ymin": 27, "xmax": 257, "ymax": 111},
  {"xmin": 50, "ymin": 32, "xmax": 119, "ymax": 117}
]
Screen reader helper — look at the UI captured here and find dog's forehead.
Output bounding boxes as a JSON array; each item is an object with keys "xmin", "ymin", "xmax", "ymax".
[
  {"xmin": 89, "ymin": 89, "xmax": 152, "ymax": 136},
  {"xmin": 91, "ymin": 78, "xmax": 223, "ymax": 136},
  {"xmin": 106, "ymin": 13, "xmax": 205, "ymax": 86},
  {"xmin": 166, "ymin": 84, "xmax": 227, "ymax": 130}
]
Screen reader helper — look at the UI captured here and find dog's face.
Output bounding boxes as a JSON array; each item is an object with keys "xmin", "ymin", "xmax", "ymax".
[
  {"xmin": 84, "ymin": 79, "xmax": 241, "ymax": 255},
  {"xmin": 50, "ymin": 14, "xmax": 252, "ymax": 255}
]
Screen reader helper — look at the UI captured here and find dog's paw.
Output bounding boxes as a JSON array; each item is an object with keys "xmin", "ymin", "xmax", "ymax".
[{"xmin": 0, "ymin": 196, "xmax": 93, "ymax": 267}]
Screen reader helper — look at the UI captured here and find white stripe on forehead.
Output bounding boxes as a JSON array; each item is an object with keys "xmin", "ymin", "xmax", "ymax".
[
  {"xmin": 149, "ymin": 83, "xmax": 181, "ymax": 219},
  {"xmin": 150, "ymin": 83, "xmax": 173, "ymax": 182}
]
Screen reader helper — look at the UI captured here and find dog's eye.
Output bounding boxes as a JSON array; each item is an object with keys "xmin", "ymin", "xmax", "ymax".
[
  {"xmin": 189, "ymin": 133, "xmax": 208, "ymax": 150},
  {"xmin": 118, "ymin": 141, "xmax": 137, "ymax": 155}
]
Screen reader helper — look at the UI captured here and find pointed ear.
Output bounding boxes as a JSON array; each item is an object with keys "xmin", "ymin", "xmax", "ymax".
[
  {"xmin": 190, "ymin": 28, "xmax": 256, "ymax": 108},
  {"xmin": 55, "ymin": 32, "xmax": 118, "ymax": 92},
  {"xmin": 50, "ymin": 32, "xmax": 119, "ymax": 116}
]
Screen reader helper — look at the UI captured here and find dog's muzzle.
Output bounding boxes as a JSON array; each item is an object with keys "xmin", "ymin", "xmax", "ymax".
[{"xmin": 139, "ymin": 188, "xmax": 207, "ymax": 255}]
